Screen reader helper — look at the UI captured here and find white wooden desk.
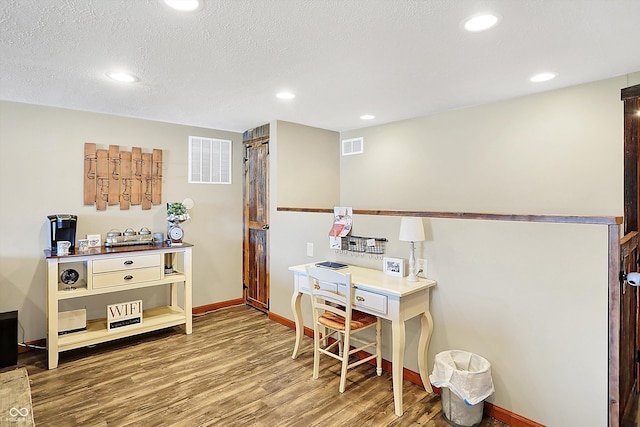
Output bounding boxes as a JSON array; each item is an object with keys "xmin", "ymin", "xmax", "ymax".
[{"xmin": 289, "ymin": 263, "xmax": 437, "ymax": 416}]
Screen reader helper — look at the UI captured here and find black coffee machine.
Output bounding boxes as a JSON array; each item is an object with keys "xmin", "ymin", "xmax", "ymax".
[{"xmin": 48, "ymin": 214, "xmax": 77, "ymax": 251}]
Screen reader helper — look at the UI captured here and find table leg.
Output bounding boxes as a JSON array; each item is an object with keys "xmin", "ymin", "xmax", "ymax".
[
  {"xmin": 391, "ymin": 319, "xmax": 406, "ymax": 416},
  {"xmin": 170, "ymin": 282, "xmax": 178, "ymax": 309},
  {"xmin": 418, "ymin": 311, "xmax": 434, "ymax": 393},
  {"xmin": 47, "ymin": 259, "xmax": 59, "ymax": 369},
  {"xmin": 183, "ymin": 248, "xmax": 193, "ymax": 335},
  {"xmin": 291, "ymin": 291, "xmax": 303, "ymax": 359}
]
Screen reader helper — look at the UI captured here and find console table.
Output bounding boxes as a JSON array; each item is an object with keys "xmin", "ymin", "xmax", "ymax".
[
  {"xmin": 289, "ymin": 263, "xmax": 437, "ymax": 416},
  {"xmin": 45, "ymin": 243, "xmax": 192, "ymax": 369}
]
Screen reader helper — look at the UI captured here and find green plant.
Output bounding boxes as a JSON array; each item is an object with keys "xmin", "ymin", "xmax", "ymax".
[{"xmin": 167, "ymin": 202, "xmax": 187, "ymax": 216}]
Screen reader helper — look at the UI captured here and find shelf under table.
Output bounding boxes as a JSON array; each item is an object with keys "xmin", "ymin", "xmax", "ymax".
[{"xmin": 57, "ymin": 306, "xmax": 187, "ymax": 352}]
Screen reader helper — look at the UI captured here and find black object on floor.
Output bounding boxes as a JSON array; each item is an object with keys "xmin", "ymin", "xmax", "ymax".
[{"xmin": 0, "ymin": 310, "xmax": 18, "ymax": 368}]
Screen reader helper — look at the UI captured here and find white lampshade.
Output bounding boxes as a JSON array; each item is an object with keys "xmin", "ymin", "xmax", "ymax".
[{"xmin": 399, "ymin": 217, "xmax": 425, "ymax": 242}]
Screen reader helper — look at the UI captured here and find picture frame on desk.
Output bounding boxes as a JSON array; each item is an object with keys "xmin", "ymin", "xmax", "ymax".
[
  {"xmin": 86, "ymin": 234, "xmax": 101, "ymax": 248},
  {"xmin": 383, "ymin": 257, "xmax": 404, "ymax": 277}
]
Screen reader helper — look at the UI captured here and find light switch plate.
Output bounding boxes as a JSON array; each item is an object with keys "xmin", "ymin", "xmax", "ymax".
[{"xmin": 307, "ymin": 242, "xmax": 314, "ymax": 257}]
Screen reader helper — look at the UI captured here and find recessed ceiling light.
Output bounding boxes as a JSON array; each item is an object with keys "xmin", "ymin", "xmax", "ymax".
[
  {"xmin": 164, "ymin": 0, "xmax": 200, "ymax": 11},
  {"xmin": 530, "ymin": 72, "xmax": 558, "ymax": 83},
  {"xmin": 462, "ymin": 13, "xmax": 501, "ymax": 32},
  {"xmin": 360, "ymin": 115, "xmax": 375, "ymax": 120},
  {"xmin": 276, "ymin": 91, "xmax": 295, "ymax": 100},
  {"xmin": 106, "ymin": 71, "xmax": 139, "ymax": 83}
]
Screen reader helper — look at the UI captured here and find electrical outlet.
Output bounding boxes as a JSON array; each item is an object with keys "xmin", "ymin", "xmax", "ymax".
[
  {"xmin": 416, "ymin": 258, "xmax": 427, "ymax": 277},
  {"xmin": 307, "ymin": 242, "xmax": 314, "ymax": 257}
]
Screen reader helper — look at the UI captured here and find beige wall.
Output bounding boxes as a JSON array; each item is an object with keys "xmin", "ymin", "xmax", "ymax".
[
  {"xmin": 269, "ymin": 120, "xmax": 340, "ymax": 316},
  {"xmin": 274, "ymin": 120, "xmax": 340, "ymax": 208},
  {"xmin": 268, "ymin": 73, "xmax": 640, "ymax": 427},
  {"xmin": 340, "ymin": 76, "xmax": 628, "ymax": 215},
  {"xmin": 0, "ymin": 101, "xmax": 244, "ymax": 340}
]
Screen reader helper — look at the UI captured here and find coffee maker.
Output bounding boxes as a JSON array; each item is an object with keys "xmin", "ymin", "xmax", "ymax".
[{"xmin": 48, "ymin": 214, "xmax": 77, "ymax": 251}]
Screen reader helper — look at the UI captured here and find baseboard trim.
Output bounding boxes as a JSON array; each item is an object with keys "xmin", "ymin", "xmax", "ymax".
[
  {"xmin": 484, "ymin": 403, "xmax": 546, "ymax": 427},
  {"xmin": 193, "ymin": 299, "xmax": 244, "ymax": 315},
  {"xmin": 268, "ymin": 308, "xmax": 544, "ymax": 427}
]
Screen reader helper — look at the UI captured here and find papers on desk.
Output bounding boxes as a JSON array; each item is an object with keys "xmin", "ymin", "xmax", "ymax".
[{"xmin": 315, "ymin": 261, "xmax": 349, "ymax": 270}]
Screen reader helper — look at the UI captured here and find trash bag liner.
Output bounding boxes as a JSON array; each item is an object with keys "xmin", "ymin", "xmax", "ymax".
[{"xmin": 429, "ymin": 350, "xmax": 494, "ymax": 406}]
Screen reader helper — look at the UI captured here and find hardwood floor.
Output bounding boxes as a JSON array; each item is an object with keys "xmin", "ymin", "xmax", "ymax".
[{"xmin": 12, "ymin": 305, "xmax": 508, "ymax": 426}]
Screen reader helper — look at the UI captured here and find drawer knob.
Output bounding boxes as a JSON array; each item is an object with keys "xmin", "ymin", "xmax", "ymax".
[
  {"xmin": 356, "ymin": 296, "xmax": 365, "ymax": 302},
  {"xmin": 124, "ymin": 260, "xmax": 134, "ymax": 265},
  {"xmin": 314, "ymin": 284, "xmax": 320, "ymax": 290},
  {"xmin": 124, "ymin": 275, "xmax": 134, "ymax": 280}
]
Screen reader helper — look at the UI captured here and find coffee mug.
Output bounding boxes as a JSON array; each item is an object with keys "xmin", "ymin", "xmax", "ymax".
[
  {"xmin": 77, "ymin": 238, "xmax": 89, "ymax": 252},
  {"xmin": 57, "ymin": 240, "xmax": 71, "ymax": 255}
]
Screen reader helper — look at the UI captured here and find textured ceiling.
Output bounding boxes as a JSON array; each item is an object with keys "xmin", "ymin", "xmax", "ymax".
[{"xmin": 1, "ymin": 0, "xmax": 639, "ymax": 133}]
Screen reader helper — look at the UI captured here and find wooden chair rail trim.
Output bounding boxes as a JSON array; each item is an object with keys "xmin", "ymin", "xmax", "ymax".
[{"xmin": 277, "ymin": 207, "xmax": 622, "ymax": 225}]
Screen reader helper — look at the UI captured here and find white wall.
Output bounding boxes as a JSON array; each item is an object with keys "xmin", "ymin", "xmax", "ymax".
[
  {"xmin": 0, "ymin": 101, "xmax": 244, "ymax": 341},
  {"xmin": 268, "ymin": 73, "xmax": 640, "ymax": 427}
]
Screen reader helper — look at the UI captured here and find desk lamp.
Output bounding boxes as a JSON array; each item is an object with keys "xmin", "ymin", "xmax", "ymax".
[{"xmin": 399, "ymin": 217, "xmax": 425, "ymax": 282}]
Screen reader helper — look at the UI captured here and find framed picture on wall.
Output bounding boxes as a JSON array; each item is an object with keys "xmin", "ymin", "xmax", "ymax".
[{"xmin": 383, "ymin": 257, "xmax": 404, "ymax": 277}]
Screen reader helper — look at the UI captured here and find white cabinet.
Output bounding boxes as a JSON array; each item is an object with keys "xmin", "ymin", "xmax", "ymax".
[{"xmin": 45, "ymin": 243, "xmax": 193, "ymax": 369}]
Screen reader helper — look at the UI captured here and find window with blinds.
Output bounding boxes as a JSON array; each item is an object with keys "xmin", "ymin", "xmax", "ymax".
[{"xmin": 188, "ymin": 136, "xmax": 232, "ymax": 184}]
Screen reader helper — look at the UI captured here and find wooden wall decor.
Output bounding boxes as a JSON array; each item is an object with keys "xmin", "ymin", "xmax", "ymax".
[
  {"xmin": 84, "ymin": 143, "xmax": 163, "ymax": 210},
  {"xmin": 131, "ymin": 146, "xmax": 142, "ymax": 205},
  {"xmin": 83, "ymin": 143, "xmax": 96, "ymax": 204},
  {"xmin": 141, "ymin": 152, "xmax": 152, "ymax": 210},
  {"xmin": 119, "ymin": 150, "xmax": 132, "ymax": 210},
  {"xmin": 108, "ymin": 145, "xmax": 120, "ymax": 205}
]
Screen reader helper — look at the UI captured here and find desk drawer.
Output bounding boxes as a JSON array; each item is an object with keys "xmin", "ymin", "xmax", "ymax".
[
  {"xmin": 354, "ymin": 289, "xmax": 387, "ymax": 315},
  {"xmin": 92, "ymin": 254, "xmax": 161, "ymax": 274},
  {"xmin": 298, "ymin": 274, "xmax": 338, "ymax": 293},
  {"xmin": 92, "ymin": 267, "xmax": 161, "ymax": 289}
]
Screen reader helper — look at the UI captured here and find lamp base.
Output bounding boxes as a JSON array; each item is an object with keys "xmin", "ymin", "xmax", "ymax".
[{"xmin": 407, "ymin": 241, "xmax": 418, "ymax": 282}]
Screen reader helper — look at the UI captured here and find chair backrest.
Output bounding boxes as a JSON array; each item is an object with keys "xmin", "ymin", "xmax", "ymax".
[{"xmin": 306, "ymin": 266, "xmax": 354, "ymax": 329}]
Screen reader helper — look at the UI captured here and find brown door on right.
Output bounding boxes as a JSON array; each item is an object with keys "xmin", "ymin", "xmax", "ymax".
[{"xmin": 621, "ymin": 84, "xmax": 640, "ymax": 426}]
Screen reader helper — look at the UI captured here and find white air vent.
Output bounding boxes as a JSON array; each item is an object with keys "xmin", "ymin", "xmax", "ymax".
[
  {"xmin": 188, "ymin": 136, "xmax": 232, "ymax": 184},
  {"xmin": 341, "ymin": 137, "xmax": 364, "ymax": 156}
]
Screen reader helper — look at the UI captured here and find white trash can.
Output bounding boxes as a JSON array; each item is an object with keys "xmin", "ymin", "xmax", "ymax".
[{"xmin": 429, "ymin": 350, "xmax": 494, "ymax": 427}]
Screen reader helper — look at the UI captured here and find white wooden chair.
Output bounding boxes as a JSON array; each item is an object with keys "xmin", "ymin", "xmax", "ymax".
[{"xmin": 306, "ymin": 266, "xmax": 382, "ymax": 393}]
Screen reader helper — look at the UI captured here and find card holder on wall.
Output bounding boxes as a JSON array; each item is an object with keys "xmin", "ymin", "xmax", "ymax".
[
  {"xmin": 84, "ymin": 143, "xmax": 163, "ymax": 211},
  {"xmin": 334, "ymin": 235, "xmax": 388, "ymax": 258}
]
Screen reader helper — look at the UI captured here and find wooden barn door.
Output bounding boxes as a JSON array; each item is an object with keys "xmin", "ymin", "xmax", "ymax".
[
  {"xmin": 242, "ymin": 124, "xmax": 270, "ymax": 312},
  {"xmin": 620, "ymin": 232, "xmax": 639, "ymax": 425},
  {"xmin": 620, "ymin": 84, "xmax": 640, "ymax": 425}
]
